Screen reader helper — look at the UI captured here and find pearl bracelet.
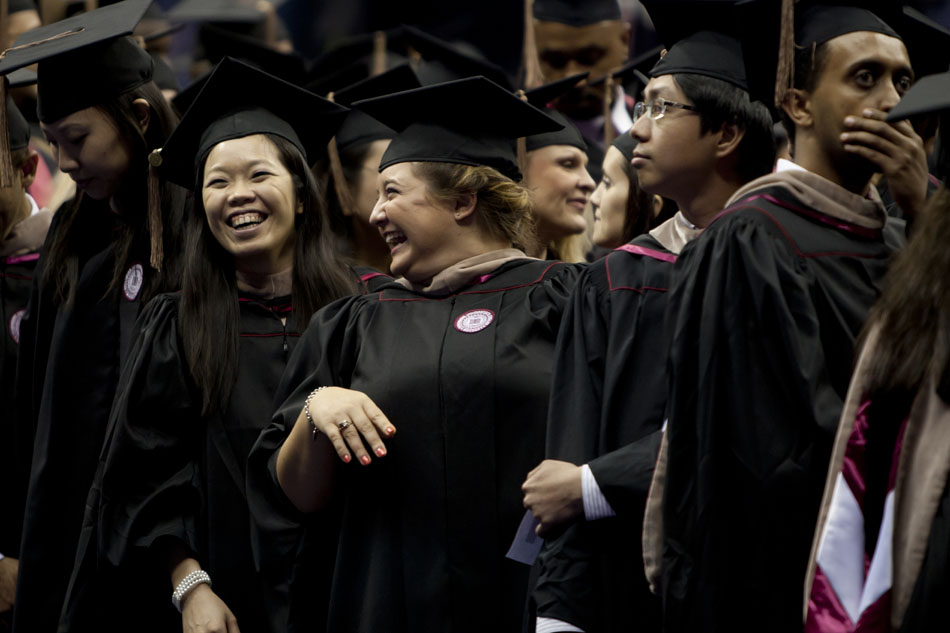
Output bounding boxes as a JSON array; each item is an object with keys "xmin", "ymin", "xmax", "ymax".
[
  {"xmin": 171, "ymin": 569, "xmax": 212, "ymax": 612},
  {"xmin": 305, "ymin": 386, "xmax": 329, "ymax": 441}
]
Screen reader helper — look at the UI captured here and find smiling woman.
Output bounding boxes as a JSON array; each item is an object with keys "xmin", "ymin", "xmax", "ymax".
[
  {"xmin": 64, "ymin": 58, "xmax": 358, "ymax": 633},
  {"xmin": 246, "ymin": 76, "xmax": 584, "ymax": 633}
]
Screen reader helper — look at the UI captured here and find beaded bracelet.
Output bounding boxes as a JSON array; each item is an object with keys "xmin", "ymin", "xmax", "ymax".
[
  {"xmin": 171, "ymin": 569, "xmax": 212, "ymax": 612},
  {"xmin": 305, "ymin": 386, "xmax": 329, "ymax": 441}
]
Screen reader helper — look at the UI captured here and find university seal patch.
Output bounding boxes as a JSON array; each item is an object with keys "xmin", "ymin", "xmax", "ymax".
[
  {"xmin": 454, "ymin": 309, "xmax": 494, "ymax": 334},
  {"xmin": 123, "ymin": 263, "xmax": 144, "ymax": 301},
  {"xmin": 9, "ymin": 308, "xmax": 25, "ymax": 344}
]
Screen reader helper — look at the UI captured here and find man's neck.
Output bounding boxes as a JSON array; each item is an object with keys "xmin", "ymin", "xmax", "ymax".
[
  {"xmin": 678, "ymin": 177, "xmax": 741, "ymax": 229},
  {"xmin": 793, "ymin": 137, "xmax": 872, "ymax": 197}
]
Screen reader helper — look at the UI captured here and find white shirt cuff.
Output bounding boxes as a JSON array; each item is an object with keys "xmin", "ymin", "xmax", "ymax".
[
  {"xmin": 537, "ymin": 617, "xmax": 585, "ymax": 633},
  {"xmin": 581, "ymin": 463, "xmax": 616, "ymax": 521}
]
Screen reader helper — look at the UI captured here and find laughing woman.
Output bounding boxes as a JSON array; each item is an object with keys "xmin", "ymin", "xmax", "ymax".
[
  {"xmin": 247, "ymin": 77, "xmax": 582, "ymax": 633},
  {"xmin": 72, "ymin": 59, "xmax": 356, "ymax": 633}
]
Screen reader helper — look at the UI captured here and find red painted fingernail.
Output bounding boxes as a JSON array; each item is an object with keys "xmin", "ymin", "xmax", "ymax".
[
  {"xmin": 361, "ymin": 455, "xmax": 371, "ymax": 465},
  {"xmin": 342, "ymin": 454, "xmax": 351, "ymax": 463},
  {"xmin": 376, "ymin": 447, "xmax": 386, "ymax": 457},
  {"xmin": 386, "ymin": 427, "xmax": 395, "ymax": 435}
]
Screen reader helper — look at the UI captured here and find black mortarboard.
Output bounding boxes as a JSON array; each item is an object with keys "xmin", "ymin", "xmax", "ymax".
[
  {"xmin": 157, "ymin": 57, "xmax": 348, "ymax": 189},
  {"xmin": 886, "ymin": 70, "xmax": 950, "ymax": 182},
  {"xmin": 533, "ymin": 0, "xmax": 622, "ymax": 26},
  {"xmin": 353, "ymin": 76, "xmax": 564, "ymax": 181},
  {"xmin": 6, "ymin": 69, "xmax": 37, "ymax": 90},
  {"xmin": 332, "ymin": 64, "xmax": 422, "ymax": 150},
  {"xmin": 737, "ymin": 0, "xmax": 950, "ymax": 111},
  {"xmin": 523, "ymin": 73, "xmax": 589, "ymax": 152},
  {"xmin": 308, "ymin": 28, "xmax": 409, "ymax": 88},
  {"xmin": 199, "ymin": 24, "xmax": 308, "ymax": 85},
  {"xmin": 403, "ymin": 25, "xmax": 513, "ymax": 90},
  {"xmin": 0, "ymin": 0, "xmax": 154, "ymax": 123},
  {"xmin": 6, "ymin": 97, "xmax": 30, "ymax": 152},
  {"xmin": 643, "ymin": 0, "xmax": 749, "ymax": 91},
  {"xmin": 610, "ymin": 130, "xmax": 638, "ymax": 163},
  {"xmin": 590, "ymin": 45, "xmax": 663, "ymax": 96}
]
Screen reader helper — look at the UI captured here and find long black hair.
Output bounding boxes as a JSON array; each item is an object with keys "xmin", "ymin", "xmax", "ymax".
[
  {"xmin": 180, "ymin": 134, "xmax": 357, "ymax": 414},
  {"xmin": 42, "ymin": 81, "xmax": 186, "ymax": 307}
]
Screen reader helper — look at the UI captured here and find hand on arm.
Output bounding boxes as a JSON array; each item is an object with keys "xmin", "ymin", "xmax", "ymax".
[
  {"xmin": 522, "ymin": 459, "xmax": 584, "ymax": 537},
  {"xmin": 842, "ymin": 108, "xmax": 928, "ymax": 217},
  {"xmin": 276, "ymin": 387, "xmax": 395, "ymax": 513}
]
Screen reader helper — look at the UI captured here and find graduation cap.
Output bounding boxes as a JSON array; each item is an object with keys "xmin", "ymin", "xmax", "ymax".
[
  {"xmin": 610, "ymin": 129, "xmax": 638, "ymax": 163},
  {"xmin": 6, "ymin": 69, "xmax": 37, "ymax": 90},
  {"xmin": 332, "ymin": 64, "xmax": 422, "ymax": 150},
  {"xmin": 642, "ymin": 0, "xmax": 749, "ymax": 91},
  {"xmin": 0, "ymin": 0, "xmax": 154, "ymax": 123},
  {"xmin": 156, "ymin": 57, "xmax": 349, "ymax": 189},
  {"xmin": 886, "ymin": 71, "xmax": 950, "ymax": 181},
  {"xmin": 353, "ymin": 76, "xmax": 564, "ymax": 181},
  {"xmin": 523, "ymin": 72, "xmax": 589, "ymax": 152},
  {"xmin": 199, "ymin": 24, "xmax": 309, "ymax": 84},
  {"xmin": 532, "ymin": 0, "xmax": 622, "ymax": 26},
  {"xmin": 590, "ymin": 45, "xmax": 663, "ymax": 97},
  {"xmin": 737, "ymin": 0, "xmax": 950, "ymax": 110},
  {"xmin": 403, "ymin": 25, "xmax": 513, "ymax": 90},
  {"xmin": 308, "ymin": 28, "xmax": 410, "ymax": 87},
  {"xmin": 171, "ymin": 71, "xmax": 208, "ymax": 115}
]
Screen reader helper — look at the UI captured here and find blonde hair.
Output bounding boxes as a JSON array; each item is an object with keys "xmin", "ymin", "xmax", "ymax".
[
  {"xmin": 411, "ymin": 162, "xmax": 539, "ymax": 253},
  {"xmin": 549, "ymin": 232, "xmax": 590, "ymax": 263}
]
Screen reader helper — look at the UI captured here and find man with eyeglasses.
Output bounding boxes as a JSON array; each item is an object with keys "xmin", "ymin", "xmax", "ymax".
[
  {"xmin": 531, "ymin": 0, "xmax": 633, "ymax": 180},
  {"xmin": 648, "ymin": 2, "xmax": 949, "ymax": 632},
  {"xmin": 521, "ymin": 3, "xmax": 773, "ymax": 632}
]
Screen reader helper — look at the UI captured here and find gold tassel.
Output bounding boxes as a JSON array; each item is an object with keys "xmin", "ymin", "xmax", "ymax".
[
  {"xmin": 521, "ymin": 0, "xmax": 543, "ymax": 88},
  {"xmin": 147, "ymin": 149, "xmax": 163, "ymax": 271},
  {"xmin": 603, "ymin": 74, "xmax": 615, "ymax": 147},
  {"xmin": 372, "ymin": 30, "xmax": 387, "ymax": 76},
  {"xmin": 256, "ymin": 0, "xmax": 277, "ymax": 47},
  {"xmin": 325, "ymin": 91, "xmax": 357, "ymax": 219},
  {"xmin": 516, "ymin": 89, "xmax": 528, "ymax": 179},
  {"xmin": 774, "ymin": 0, "xmax": 796, "ymax": 109},
  {"xmin": 0, "ymin": 78, "xmax": 14, "ymax": 188}
]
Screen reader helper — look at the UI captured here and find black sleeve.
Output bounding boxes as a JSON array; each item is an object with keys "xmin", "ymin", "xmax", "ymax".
[{"xmin": 96, "ymin": 294, "xmax": 203, "ymax": 566}]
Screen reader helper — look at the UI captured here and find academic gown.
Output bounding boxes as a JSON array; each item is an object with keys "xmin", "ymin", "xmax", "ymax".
[
  {"xmin": 531, "ymin": 236, "xmax": 672, "ymax": 633},
  {"xmin": 247, "ymin": 258, "xmax": 581, "ymax": 633},
  {"xmin": 660, "ymin": 184, "xmax": 903, "ymax": 633},
  {"xmin": 58, "ymin": 292, "xmax": 302, "ymax": 633},
  {"xmin": 0, "ymin": 249, "xmax": 40, "ymax": 560},
  {"xmin": 11, "ymin": 202, "xmax": 147, "ymax": 633}
]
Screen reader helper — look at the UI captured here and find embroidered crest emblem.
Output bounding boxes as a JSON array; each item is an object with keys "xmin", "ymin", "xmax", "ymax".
[
  {"xmin": 454, "ymin": 309, "xmax": 494, "ymax": 334},
  {"xmin": 9, "ymin": 308, "xmax": 25, "ymax": 344},
  {"xmin": 123, "ymin": 263, "xmax": 144, "ymax": 301}
]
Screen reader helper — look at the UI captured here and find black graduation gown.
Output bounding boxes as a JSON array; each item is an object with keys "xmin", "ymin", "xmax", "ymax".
[
  {"xmin": 0, "ymin": 249, "xmax": 40, "ymax": 560},
  {"xmin": 60, "ymin": 292, "xmax": 301, "ymax": 633},
  {"xmin": 11, "ymin": 204, "xmax": 146, "ymax": 633},
  {"xmin": 660, "ymin": 185, "xmax": 903, "ymax": 633},
  {"xmin": 532, "ymin": 235, "xmax": 672, "ymax": 633},
  {"xmin": 247, "ymin": 258, "xmax": 581, "ymax": 633}
]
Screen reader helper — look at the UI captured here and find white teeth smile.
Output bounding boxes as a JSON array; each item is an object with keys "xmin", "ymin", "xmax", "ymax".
[
  {"xmin": 229, "ymin": 212, "xmax": 266, "ymax": 230},
  {"xmin": 384, "ymin": 232, "xmax": 407, "ymax": 247}
]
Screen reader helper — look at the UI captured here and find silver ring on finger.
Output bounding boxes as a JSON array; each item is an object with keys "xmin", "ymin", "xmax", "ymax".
[{"xmin": 337, "ymin": 419, "xmax": 352, "ymax": 431}]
